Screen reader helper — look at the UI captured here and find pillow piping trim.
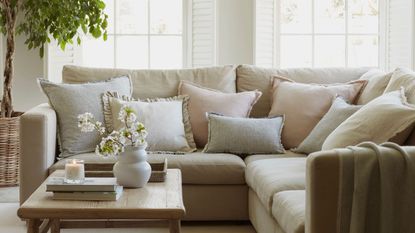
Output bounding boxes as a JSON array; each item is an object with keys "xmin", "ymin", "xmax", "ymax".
[{"xmin": 102, "ymin": 91, "xmax": 197, "ymax": 154}]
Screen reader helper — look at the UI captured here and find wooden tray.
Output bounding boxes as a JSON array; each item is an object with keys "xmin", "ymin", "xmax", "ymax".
[{"xmin": 83, "ymin": 158, "xmax": 168, "ymax": 182}]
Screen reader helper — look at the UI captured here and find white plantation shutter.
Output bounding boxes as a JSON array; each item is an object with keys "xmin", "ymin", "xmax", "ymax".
[
  {"xmin": 190, "ymin": 0, "xmax": 216, "ymax": 67},
  {"xmin": 254, "ymin": 0, "xmax": 276, "ymax": 67},
  {"xmin": 386, "ymin": 0, "xmax": 415, "ymax": 70},
  {"xmin": 45, "ymin": 41, "xmax": 82, "ymax": 82}
]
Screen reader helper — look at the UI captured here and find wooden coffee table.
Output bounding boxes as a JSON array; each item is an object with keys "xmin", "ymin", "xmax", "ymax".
[{"xmin": 17, "ymin": 169, "xmax": 185, "ymax": 233}]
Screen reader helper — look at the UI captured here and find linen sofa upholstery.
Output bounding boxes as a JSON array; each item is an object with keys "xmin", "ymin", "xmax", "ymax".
[
  {"xmin": 20, "ymin": 65, "xmax": 401, "ymax": 232},
  {"xmin": 49, "ymin": 152, "xmax": 246, "ymax": 185},
  {"xmin": 272, "ymin": 191, "xmax": 305, "ymax": 233},
  {"xmin": 245, "ymin": 158, "xmax": 306, "ymax": 213},
  {"xmin": 244, "ymin": 151, "xmax": 306, "ymax": 165},
  {"xmin": 249, "ymin": 188, "xmax": 286, "ymax": 233},
  {"xmin": 63, "ymin": 65, "xmax": 237, "ymax": 99},
  {"xmin": 19, "ymin": 103, "xmax": 57, "ymax": 203}
]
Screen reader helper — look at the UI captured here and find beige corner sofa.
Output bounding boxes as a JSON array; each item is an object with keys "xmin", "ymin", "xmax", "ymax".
[{"xmin": 21, "ymin": 64, "xmax": 397, "ymax": 233}]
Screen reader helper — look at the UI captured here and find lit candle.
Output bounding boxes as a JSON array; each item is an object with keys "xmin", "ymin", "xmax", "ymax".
[{"xmin": 65, "ymin": 159, "xmax": 85, "ymax": 183}]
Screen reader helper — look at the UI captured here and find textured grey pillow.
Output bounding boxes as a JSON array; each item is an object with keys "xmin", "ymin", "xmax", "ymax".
[
  {"xmin": 203, "ymin": 113, "xmax": 285, "ymax": 155},
  {"xmin": 38, "ymin": 76, "xmax": 132, "ymax": 158},
  {"xmin": 294, "ymin": 97, "xmax": 362, "ymax": 154}
]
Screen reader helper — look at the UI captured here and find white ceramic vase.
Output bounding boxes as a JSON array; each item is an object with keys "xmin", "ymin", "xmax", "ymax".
[{"xmin": 113, "ymin": 144, "xmax": 151, "ymax": 188}]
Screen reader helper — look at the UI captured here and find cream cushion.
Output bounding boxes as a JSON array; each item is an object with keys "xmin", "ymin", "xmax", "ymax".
[
  {"xmin": 357, "ymin": 69, "xmax": 393, "ymax": 104},
  {"xmin": 102, "ymin": 93, "xmax": 196, "ymax": 153},
  {"xmin": 204, "ymin": 113, "xmax": 285, "ymax": 154},
  {"xmin": 269, "ymin": 77, "xmax": 367, "ymax": 149},
  {"xmin": 178, "ymin": 81, "xmax": 262, "ymax": 147},
  {"xmin": 50, "ymin": 151, "xmax": 246, "ymax": 185},
  {"xmin": 236, "ymin": 65, "xmax": 369, "ymax": 117},
  {"xmin": 323, "ymin": 89, "xmax": 415, "ymax": 150},
  {"xmin": 245, "ymin": 157, "xmax": 306, "ymax": 213},
  {"xmin": 244, "ymin": 151, "xmax": 306, "ymax": 165},
  {"xmin": 63, "ymin": 65, "xmax": 237, "ymax": 98},
  {"xmin": 295, "ymin": 97, "xmax": 362, "ymax": 154},
  {"xmin": 384, "ymin": 68, "xmax": 415, "ymax": 103},
  {"xmin": 272, "ymin": 191, "xmax": 305, "ymax": 233},
  {"xmin": 384, "ymin": 68, "xmax": 415, "ymax": 144}
]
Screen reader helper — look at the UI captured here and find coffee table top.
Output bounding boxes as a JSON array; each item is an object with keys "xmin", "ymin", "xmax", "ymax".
[{"xmin": 18, "ymin": 169, "xmax": 185, "ymax": 220}]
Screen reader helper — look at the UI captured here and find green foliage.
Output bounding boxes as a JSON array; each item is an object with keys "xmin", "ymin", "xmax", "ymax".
[{"xmin": 1, "ymin": 0, "xmax": 108, "ymax": 57}]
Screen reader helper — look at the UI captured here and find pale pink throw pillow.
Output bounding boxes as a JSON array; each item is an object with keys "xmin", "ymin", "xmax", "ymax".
[
  {"xmin": 268, "ymin": 76, "xmax": 367, "ymax": 149},
  {"xmin": 178, "ymin": 81, "xmax": 262, "ymax": 148}
]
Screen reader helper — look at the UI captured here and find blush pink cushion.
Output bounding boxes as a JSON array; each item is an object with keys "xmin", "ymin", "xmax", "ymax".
[
  {"xmin": 179, "ymin": 81, "xmax": 262, "ymax": 148},
  {"xmin": 268, "ymin": 76, "xmax": 367, "ymax": 149}
]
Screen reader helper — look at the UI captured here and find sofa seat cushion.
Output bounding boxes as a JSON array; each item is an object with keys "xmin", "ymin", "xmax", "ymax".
[
  {"xmin": 244, "ymin": 151, "xmax": 306, "ymax": 165},
  {"xmin": 245, "ymin": 158, "xmax": 306, "ymax": 213},
  {"xmin": 50, "ymin": 152, "xmax": 246, "ymax": 185},
  {"xmin": 272, "ymin": 190, "xmax": 305, "ymax": 233}
]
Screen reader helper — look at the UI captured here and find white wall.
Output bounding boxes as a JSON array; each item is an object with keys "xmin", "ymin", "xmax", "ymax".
[
  {"xmin": 8, "ymin": 0, "xmax": 255, "ymax": 111},
  {"xmin": 1, "ymin": 35, "xmax": 46, "ymax": 112},
  {"xmin": 12, "ymin": 36, "xmax": 46, "ymax": 111}
]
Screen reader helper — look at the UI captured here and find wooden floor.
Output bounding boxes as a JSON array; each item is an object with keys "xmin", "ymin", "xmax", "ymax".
[{"xmin": 0, "ymin": 203, "xmax": 256, "ymax": 233}]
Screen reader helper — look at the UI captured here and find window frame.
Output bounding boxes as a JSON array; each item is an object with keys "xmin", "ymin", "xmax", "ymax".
[
  {"xmin": 256, "ymin": 0, "xmax": 385, "ymax": 69},
  {"xmin": 84, "ymin": 0, "xmax": 190, "ymax": 69}
]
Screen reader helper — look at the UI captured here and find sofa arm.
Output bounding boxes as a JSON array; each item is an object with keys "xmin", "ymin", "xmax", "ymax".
[
  {"xmin": 20, "ymin": 103, "xmax": 57, "ymax": 204},
  {"xmin": 305, "ymin": 149, "xmax": 342, "ymax": 233}
]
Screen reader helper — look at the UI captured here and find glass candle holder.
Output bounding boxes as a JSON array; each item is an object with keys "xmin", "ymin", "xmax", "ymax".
[{"xmin": 64, "ymin": 159, "xmax": 85, "ymax": 184}]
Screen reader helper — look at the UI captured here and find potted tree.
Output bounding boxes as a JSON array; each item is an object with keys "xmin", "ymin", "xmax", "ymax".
[{"xmin": 0, "ymin": 0, "xmax": 108, "ymax": 185}]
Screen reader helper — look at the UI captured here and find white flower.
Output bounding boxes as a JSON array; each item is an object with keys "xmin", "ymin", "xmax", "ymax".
[
  {"xmin": 78, "ymin": 113, "xmax": 101, "ymax": 133},
  {"xmin": 98, "ymin": 127, "xmax": 106, "ymax": 135},
  {"xmin": 80, "ymin": 106, "xmax": 148, "ymax": 157}
]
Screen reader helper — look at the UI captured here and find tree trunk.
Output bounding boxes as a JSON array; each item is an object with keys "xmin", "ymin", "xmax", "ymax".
[{"xmin": 1, "ymin": 3, "xmax": 17, "ymax": 118}]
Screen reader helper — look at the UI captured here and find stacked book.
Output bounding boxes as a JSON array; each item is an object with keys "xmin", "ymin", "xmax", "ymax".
[{"xmin": 46, "ymin": 177, "xmax": 123, "ymax": 201}]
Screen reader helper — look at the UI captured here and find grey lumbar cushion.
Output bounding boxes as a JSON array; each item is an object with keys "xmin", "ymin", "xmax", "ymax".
[
  {"xmin": 295, "ymin": 97, "xmax": 362, "ymax": 154},
  {"xmin": 203, "ymin": 113, "xmax": 285, "ymax": 155},
  {"xmin": 38, "ymin": 76, "xmax": 132, "ymax": 158}
]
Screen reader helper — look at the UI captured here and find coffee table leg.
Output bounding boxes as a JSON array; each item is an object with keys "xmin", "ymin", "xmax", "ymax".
[
  {"xmin": 50, "ymin": 219, "xmax": 60, "ymax": 233},
  {"xmin": 27, "ymin": 219, "xmax": 40, "ymax": 233},
  {"xmin": 169, "ymin": 219, "xmax": 181, "ymax": 233}
]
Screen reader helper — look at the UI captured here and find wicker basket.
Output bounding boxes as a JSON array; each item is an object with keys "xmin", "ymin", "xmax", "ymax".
[{"xmin": 0, "ymin": 112, "xmax": 22, "ymax": 186}]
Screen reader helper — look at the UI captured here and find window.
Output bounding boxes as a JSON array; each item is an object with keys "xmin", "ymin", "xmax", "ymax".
[
  {"xmin": 82, "ymin": 0, "xmax": 185, "ymax": 69},
  {"xmin": 46, "ymin": 0, "xmax": 217, "ymax": 81},
  {"xmin": 255, "ymin": 0, "xmax": 381, "ymax": 68}
]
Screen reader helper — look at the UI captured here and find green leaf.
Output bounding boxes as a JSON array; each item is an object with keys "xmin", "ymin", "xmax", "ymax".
[
  {"xmin": 81, "ymin": 23, "xmax": 87, "ymax": 34},
  {"xmin": 97, "ymin": 0, "xmax": 106, "ymax": 9},
  {"xmin": 91, "ymin": 27, "xmax": 102, "ymax": 38},
  {"xmin": 39, "ymin": 46, "xmax": 44, "ymax": 58},
  {"xmin": 60, "ymin": 41, "xmax": 66, "ymax": 51},
  {"xmin": 16, "ymin": 0, "xmax": 108, "ymax": 55}
]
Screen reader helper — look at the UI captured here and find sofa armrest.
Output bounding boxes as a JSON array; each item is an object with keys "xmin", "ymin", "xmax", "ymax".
[
  {"xmin": 305, "ymin": 149, "xmax": 341, "ymax": 233},
  {"xmin": 20, "ymin": 103, "xmax": 57, "ymax": 204}
]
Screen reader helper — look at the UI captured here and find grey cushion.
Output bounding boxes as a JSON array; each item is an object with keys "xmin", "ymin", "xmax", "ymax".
[
  {"xmin": 295, "ymin": 97, "xmax": 362, "ymax": 154},
  {"xmin": 49, "ymin": 151, "xmax": 246, "ymax": 185},
  {"xmin": 203, "ymin": 113, "xmax": 285, "ymax": 155},
  {"xmin": 38, "ymin": 77, "xmax": 132, "ymax": 157}
]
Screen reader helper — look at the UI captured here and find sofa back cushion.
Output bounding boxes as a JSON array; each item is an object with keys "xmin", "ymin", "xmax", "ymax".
[
  {"xmin": 236, "ymin": 65, "xmax": 370, "ymax": 117},
  {"xmin": 63, "ymin": 65, "xmax": 237, "ymax": 98}
]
